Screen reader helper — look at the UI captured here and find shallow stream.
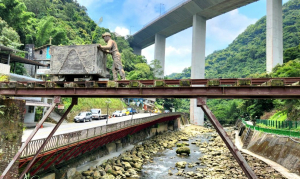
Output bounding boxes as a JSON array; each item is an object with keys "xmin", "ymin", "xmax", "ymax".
[{"xmin": 140, "ymin": 133, "xmax": 211, "ymax": 178}]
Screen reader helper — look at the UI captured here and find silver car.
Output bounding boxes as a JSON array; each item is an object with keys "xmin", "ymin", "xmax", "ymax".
[{"xmin": 74, "ymin": 112, "xmax": 92, "ymax": 123}]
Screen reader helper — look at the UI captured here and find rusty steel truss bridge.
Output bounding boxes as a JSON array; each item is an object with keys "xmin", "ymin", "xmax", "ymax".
[
  {"xmin": 1, "ymin": 77, "xmax": 300, "ymax": 99},
  {"xmin": 3, "ymin": 77, "xmax": 300, "ymax": 179}
]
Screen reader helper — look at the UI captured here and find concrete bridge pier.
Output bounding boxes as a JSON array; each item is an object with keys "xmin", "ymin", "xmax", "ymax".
[
  {"xmin": 190, "ymin": 14, "xmax": 206, "ymax": 126},
  {"xmin": 154, "ymin": 33, "xmax": 166, "ymax": 79},
  {"xmin": 133, "ymin": 46, "xmax": 142, "ymax": 56},
  {"xmin": 266, "ymin": 0, "xmax": 283, "ymax": 73}
]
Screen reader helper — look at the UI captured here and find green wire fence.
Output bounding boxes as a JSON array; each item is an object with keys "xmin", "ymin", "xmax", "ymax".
[{"xmin": 241, "ymin": 119, "xmax": 300, "ymax": 138}]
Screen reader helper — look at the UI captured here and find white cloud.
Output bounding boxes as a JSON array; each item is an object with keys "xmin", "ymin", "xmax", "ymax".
[
  {"xmin": 207, "ymin": 9, "xmax": 257, "ymax": 46},
  {"xmin": 166, "ymin": 46, "xmax": 191, "ymax": 56},
  {"xmin": 77, "ymin": 0, "xmax": 113, "ymax": 7},
  {"xmin": 114, "ymin": 26, "xmax": 130, "ymax": 37}
]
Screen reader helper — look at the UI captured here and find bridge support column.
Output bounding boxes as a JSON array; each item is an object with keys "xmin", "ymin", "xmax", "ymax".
[
  {"xmin": 154, "ymin": 33, "xmax": 166, "ymax": 79},
  {"xmin": 266, "ymin": 0, "xmax": 283, "ymax": 73},
  {"xmin": 133, "ymin": 46, "xmax": 142, "ymax": 56},
  {"xmin": 190, "ymin": 14, "xmax": 206, "ymax": 126}
]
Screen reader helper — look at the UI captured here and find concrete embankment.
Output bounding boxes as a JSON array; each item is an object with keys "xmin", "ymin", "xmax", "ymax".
[
  {"xmin": 70, "ymin": 125, "xmax": 286, "ymax": 179},
  {"xmin": 238, "ymin": 122, "xmax": 300, "ymax": 177}
]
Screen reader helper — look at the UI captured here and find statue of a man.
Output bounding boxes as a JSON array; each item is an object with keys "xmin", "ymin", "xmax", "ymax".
[{"xmin": 98, "ymin": 32, "xmax": 126, "ymax": 80}]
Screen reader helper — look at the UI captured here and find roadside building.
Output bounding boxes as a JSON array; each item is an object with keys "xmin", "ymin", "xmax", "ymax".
[{"xmin": 0, "ymin": 45, "xmax": 51, "ymax": 124}]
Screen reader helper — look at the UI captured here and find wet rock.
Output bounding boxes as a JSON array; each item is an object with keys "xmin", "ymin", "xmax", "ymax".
[
  {"xmin": 102, "ymin": 174, "xmax": 115, "ymax": 179},
  {"xmin": 176, "ymin": 146, "xmax": 190, "ymax": 155},
  {"xmin": 188, "ymin": 163, "xmax": 196, "ymax": 168},
  {"xmin": 122, "ymin": 162, "xmax": 132, "ymax": 170},
  {"xmin": 183, "ymin": 142, "xmax": 189, "ymax": 146},
  {"xmin": 99, "ymin": 170, "xmax": 106, "ymax": 176},
  {"xmin": 93, "ymin": 171, "xmax": 101, "ymax": 179},
  {"xmin": 168, "ymin": 169, "xmax": 173, "ymax": 175},
  {"xmin": 124, "ymin": 172, "xmax": 131, "ymax": 177},
  {"xmin": 176, "ymin": 143, "xmax": 184, "ymax": 147},
  {"xmin": 175, "ymin": 161, "xmax": 187, "ymax": 168},
  {"xmin": 82, "ymin": 170, "xmax": 93, "ymax": 176},
  {"xmin": 106, "ymin": 169, "xmax": 118, "ymax": 177},
  {"xmin": 122, "ymin": 156, "xmax": 133, "ymax": 162},
  {"xmin": 113, "ymin": 166, "xmax": 124, "ymax": 172},
  {"xmin": 130, "ymin": 174, "xmax": 140, "ymax": 178},
  {"xmin": 181, "ymin": 137, "xmax": 189, "ymax": 141},
  {"xmin": 133, "ymin": 162, "xmax": 143, "ymax": 170},
  {"xmin": 186, "ymin": 171, "xmax": 195, "ymax": 176}
]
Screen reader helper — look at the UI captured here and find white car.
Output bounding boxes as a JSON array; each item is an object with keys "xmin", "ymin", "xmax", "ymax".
[
  {"xmin": 112, "ymin": 111, "xmax": 122, "ymax": 117},
  {"xmin": 74, "ymin": 112, "xmax": 92, "ymax": 123}
]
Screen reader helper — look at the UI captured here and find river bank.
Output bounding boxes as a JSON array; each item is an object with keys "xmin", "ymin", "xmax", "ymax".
[{"xmin": 74, "ymin": 125, "xmax": 287, "ymax": 179}]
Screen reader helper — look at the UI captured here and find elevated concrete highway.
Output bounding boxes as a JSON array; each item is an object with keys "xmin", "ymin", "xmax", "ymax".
[
  {"xmin": 130, "ymin": 0, "xmax": 283, "ymax": 126},
  {"xmin": 131, "ymin": 0, "xmax": 258, "ymax": 49}
]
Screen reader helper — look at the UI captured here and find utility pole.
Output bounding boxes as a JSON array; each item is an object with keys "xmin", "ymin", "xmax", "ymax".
[
  {"xmin": 160, "ymin": 3, "xmax": 164, "ymax": 16},
  {"xmin": 130, "ymin": 26, "xmax": 134, "ymax": 35}
]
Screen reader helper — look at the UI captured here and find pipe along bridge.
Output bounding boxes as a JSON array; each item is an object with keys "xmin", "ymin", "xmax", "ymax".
[{"xmin": 3, "ymin": 77, "xmax": 300, "ymax": 179}]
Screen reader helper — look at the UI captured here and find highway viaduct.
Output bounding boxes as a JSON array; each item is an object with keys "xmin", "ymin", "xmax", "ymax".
[{"xmin": 130, "ymin": 0, "xmax": 284, "ymax": 126}]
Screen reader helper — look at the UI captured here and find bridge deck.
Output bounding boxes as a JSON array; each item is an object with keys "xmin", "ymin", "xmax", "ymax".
[{"xmin": 1, "ymin": 78, "xmax": 300, "ymax": 98}]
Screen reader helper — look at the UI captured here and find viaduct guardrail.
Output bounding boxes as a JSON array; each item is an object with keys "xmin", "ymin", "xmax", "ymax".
[{"xmin": 21, "ymin": 113, "xmax": 182, "ymax": 158}]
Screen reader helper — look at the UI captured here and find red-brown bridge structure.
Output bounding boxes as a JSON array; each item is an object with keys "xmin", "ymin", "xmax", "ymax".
[
  {"xmin": 18, "ymin": 113, "xmax": 182, "ymax": 178},
  {"xmin": 3, "ymin": 77, "xmax": 300, "ymax": 179},
  {"xmin": 0, "ymin": 77, "xmax": 300, "ymax": 98}
]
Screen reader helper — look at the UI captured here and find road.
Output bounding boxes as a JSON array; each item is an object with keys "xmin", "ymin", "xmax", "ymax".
[{"xmin": 22, "ymin": 113, "xmax": 157, "ymax": 142}]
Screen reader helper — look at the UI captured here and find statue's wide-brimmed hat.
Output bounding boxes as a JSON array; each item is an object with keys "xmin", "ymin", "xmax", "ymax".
[{"xmin": 102, "ymin": 32, "xmax": 111, "ymax": 38}]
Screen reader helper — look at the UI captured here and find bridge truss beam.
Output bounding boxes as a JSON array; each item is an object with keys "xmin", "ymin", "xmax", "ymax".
[
  {"xmin": 19, "ymin": 97, "xmax": 78, "ymax": 179},
  {"xmin": 197, "ymin": 97, "xmax": 257, "ymax": 179}
]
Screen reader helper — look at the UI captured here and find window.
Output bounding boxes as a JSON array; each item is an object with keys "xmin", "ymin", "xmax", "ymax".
[
  {"xmin": 28, "ymin": 106, "xmax": 34, "ymax": 113},
  {"xmin": 40, "ymin": 50, "xmax": 43, "ymax": 55}
]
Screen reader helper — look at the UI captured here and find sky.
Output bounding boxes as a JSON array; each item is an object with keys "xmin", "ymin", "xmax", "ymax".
[{"xmin": 77, "ymin": 0, "xmax": 290, "ymax": 75}]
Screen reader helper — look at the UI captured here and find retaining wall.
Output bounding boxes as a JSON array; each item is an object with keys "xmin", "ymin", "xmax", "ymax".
[{"xmin": 239, "ymin": 127, "xmax": 300, "ymax": 174}]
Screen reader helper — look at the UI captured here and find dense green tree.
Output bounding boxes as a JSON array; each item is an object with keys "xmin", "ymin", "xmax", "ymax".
[
  {"xmin": 0, "ymin": 0, "xmax": 34, "ymax": 44},
  {"xmin": 0, "ymin": 17, "xmax": 22, "ymax": 48}
]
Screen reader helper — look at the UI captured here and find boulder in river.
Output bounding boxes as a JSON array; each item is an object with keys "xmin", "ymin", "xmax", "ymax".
[
  {"xmin": 181, "ymin": 137, "xmax": 189, "ymax": 141},
  {"xmin": 176, "ymin": 143, "xmax": 184, "ymax": 147},
  {"xmin": 176, "ymin": 146, "xmax": 190, "ymax": 155},
  {"xmin": 175, "ymin": 161, "xmax": 187, "ymax": 168}
]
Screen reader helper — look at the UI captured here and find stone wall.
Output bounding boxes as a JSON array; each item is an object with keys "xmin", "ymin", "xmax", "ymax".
[
  {"xmin": 245, "ymin": 130, "xmax": 300, "ymax": 174},
  {"xmin": 0, "ymin": 99, "xmax": 25, "ymax": 179}
]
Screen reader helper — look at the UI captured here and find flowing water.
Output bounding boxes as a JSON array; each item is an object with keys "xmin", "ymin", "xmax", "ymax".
[{"xmin": 140, "ymin": 134, "xmax": 211, "ymax": 179}]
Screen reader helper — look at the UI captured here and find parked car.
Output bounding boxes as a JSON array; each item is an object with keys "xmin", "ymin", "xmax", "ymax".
[
  {"xmin": 74, "ymin": 112, "xmax": 92, "ymax": 123},
  {"xmin": 164, "ymin": 110, "xmax": 170, "ymax": 113},
  {"xmin": 127, "ymin": 108, "xmax": 137, "ymax": 115},
  {"xmin": 91, "ymin": 109, "xmax": 108, "ymax": 120},
  {"xmin": 113, "ymin": 111, "xmax": 123, "ymax": 117},
  {"xmin": 121, "ymin": 109, "xmax": 128, "ymax": 116}
]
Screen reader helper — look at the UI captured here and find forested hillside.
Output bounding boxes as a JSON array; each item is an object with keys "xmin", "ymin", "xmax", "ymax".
[
  {"xmin": 167, "ymin": 0, "xmax": 300, "ymax": 123},
  {"xmin": 0, "ymin": 0, "xmax": 161, "ymax": 120},
  {"xmin": 0, "ymin": 0, "xmax": 157, "ymax": 80}
]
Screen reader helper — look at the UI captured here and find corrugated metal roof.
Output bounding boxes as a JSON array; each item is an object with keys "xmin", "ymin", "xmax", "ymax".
[
  {"xmin": 0, "ymin": 53, "xmax": 48, "ymax": 66},
  {"xmin": 34, "ymin": 44, "xmax": 52, "ymax": 51}
]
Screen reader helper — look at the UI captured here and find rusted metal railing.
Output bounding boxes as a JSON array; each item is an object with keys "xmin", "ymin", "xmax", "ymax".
[{"xmin": 20, "ymin": 113, "xmax": 181, "ymax": 158}]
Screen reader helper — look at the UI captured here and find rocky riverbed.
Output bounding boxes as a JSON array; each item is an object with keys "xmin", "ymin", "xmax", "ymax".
[{"xmin": 74, "ymin": 125, "xmax": 287, "ymax": 179}]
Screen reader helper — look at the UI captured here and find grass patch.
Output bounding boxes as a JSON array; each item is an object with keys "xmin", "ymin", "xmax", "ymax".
[{"xmin": 59, "ymin": 98, "xmax": 125, "ymax": 122}]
